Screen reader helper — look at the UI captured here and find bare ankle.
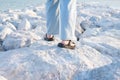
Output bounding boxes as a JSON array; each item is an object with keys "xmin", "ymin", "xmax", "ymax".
[
  {"xmin": 47, "ymin": 34, "xmax": 53, "ymax": 38},
  {"xmin": 62, "ymin": 40, "xmax": 69, "ymax": 44}
]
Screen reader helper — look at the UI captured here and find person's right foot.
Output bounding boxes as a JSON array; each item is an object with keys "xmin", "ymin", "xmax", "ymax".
[{"xmin": 58, "ymin": 40, "xmax": 76, "ymax": 49}]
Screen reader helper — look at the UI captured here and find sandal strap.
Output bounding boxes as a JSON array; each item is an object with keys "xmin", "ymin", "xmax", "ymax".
[
  {"xmin": 58, "ymin": 40, "xmax": 76, "ymax": 49},
  {"xmin": 68, "ymin": 40, "xmax": 75, "ymax": 46}
]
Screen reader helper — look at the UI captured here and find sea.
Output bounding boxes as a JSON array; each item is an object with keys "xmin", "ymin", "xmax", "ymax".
[{"xmin": 0, "ymin": 0, "xmax": 120, "ymax": 11}]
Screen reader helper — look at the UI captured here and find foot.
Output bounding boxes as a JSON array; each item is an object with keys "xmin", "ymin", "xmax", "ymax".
[
  {"xmin": 44, "ymin": 34, "xmax": 54, "ymax": 41},
  {"xmin": 58, "ymin": 40, "xmax": 76, "ymax": 49}
]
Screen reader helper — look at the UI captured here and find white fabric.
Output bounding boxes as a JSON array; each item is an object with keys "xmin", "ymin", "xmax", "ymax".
[{"xmin": 46, "ymin": 0, "xmax": 76, "ymax": 40}]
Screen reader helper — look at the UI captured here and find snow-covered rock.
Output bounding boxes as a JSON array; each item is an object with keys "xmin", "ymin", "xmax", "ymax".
[
  {"xmin": 0, "ymin": 22, "xmax": 16, "ymax": 41},
  {"xmin": 2, "ymin": 31, "xmax": 40, "ymax": 50},
  {"xmin": 18, "ymin": 19, "xmax": 31, "ymax": 30},
  {"xmin": 2, "ymin": 22, "xmax": 16, "ymax": 31},
  {"xmin": 96, "ymin": 17, "xmax": 120, "ymax": 30},
  {"xmin": 0, "ymin": 76, "xmax": 7, "ymax": 80},
  {"xmin": 0, "ymin": 14, "xmax": 10, "ymax": 23},
  {"xmin": 0, "ymin": 3, "xmax": 120, "ymax": 80},
  {"xmin": 19, "ymin": 10, "xmax": 37, "ymax": 19},
  {"xmin": 0, "ymin": 27, "xmax": 13, "ymax": 41}
]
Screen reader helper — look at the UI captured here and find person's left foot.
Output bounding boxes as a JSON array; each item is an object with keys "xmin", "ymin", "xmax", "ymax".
[
  {"xmin": 58, "ymin": 40, "xmax": 76, "ymax": 49},
  {"xmin": 44, "ymin": 34, "xmax": 54, "ymax": 41}
]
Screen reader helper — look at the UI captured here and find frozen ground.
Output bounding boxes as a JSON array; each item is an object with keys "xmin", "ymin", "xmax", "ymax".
[{"xmin": 0, "ymin": 3, "xmax": 120, "ymax": 80}]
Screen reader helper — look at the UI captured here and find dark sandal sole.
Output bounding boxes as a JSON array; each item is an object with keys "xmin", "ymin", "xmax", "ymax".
[{"xmin": 58, "ymin": 40, "xmax": 76, "ymax": 49}]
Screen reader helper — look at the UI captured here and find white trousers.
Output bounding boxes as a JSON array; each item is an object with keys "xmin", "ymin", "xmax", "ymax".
[{"xmin": 46, "ymin": 0, "xmax": 76, "ymax": 40}]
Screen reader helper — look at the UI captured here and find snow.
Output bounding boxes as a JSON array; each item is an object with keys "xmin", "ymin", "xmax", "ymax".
[
  {"xmin": 0, "ymin": 76, "xmax": 7, "ymax": 80},
  {"xmin": 0, "ymin": 3, "xmax": 120, "ymax": 80},
  {"xmin": 18, "ymin": 19, "xmax": 31, "ymax": 30}
]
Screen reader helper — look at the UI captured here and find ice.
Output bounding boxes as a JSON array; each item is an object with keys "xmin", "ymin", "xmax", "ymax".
[
  {"xmin": 0, "ymin": 76, "xmax": 7, "ymax": 80},
  {"xmin": 18, "ymin": 19, "xmax": 31, "ymax": 30},
  {"xmin": 0, "ymin": 3, "xmax": 120, "ymax": 80},
  {"xmin": 2, "ymin": 31, "xmax": 40, "ymax": 50},
  {"xmin": 0, "ymin": 26, "xmax": 13, "ymax": 41}
]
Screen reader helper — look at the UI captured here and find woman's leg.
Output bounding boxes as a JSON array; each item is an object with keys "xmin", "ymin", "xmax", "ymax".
[
  {"xmin": 46, "ymin": 0, "xmax": 59, "ymax": 35},
  {"xmin": 59, "ymin": 0, "xmax": 76, "ymax": 41}
]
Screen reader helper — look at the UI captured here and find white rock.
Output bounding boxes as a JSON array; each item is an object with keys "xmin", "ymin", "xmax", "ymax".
[
  {"xmin": 0, "ymin": 27, "xmax": 13, "ymax": 41},
  {"xmin": 0, "ymin": 76, "xmax": 7, "ymax": 80},
  {"xmin": 2, "ymin": 31, "xmax": 40, "ymax": 50},
  {"xmin": 82, "ymin": 28, "xmax": 101, "ymax": 38},
  {"xmin": 80, "ymin": 20, "xmax": 96, "ymax": 30},
  {"xmin": 0, "ymin": 14, "xmax": 10, "ymax": 22},
  {"xmin": 0, "ymin": 3, "xmax": 120, "ymax": 80},
  {"xmin": 18, "ymin": 19, "xmax": 31, "ymax": 30},
  {"xmin": 25, "ymin": 10, "xmax": 37, "ymax": 17},
  {"xmin": 2, "ymin": 22, "xmax": 16, "ymax": 31},
  {"xmin": 19, "ymin": 10, "xmax": 37, "ymax": 19},
  {"xmin": 0, "ymin": 22, "xmax": 16, "ymax": 41}
]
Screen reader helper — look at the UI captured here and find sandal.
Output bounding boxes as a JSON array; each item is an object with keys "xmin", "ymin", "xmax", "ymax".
[
  {"xmin": 44, "ymin": 34, "xmax": 54, "ymax": 41},
  {"xmin": 58, "ymin": 40, "xmax": 76, "ymax": 49}
]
